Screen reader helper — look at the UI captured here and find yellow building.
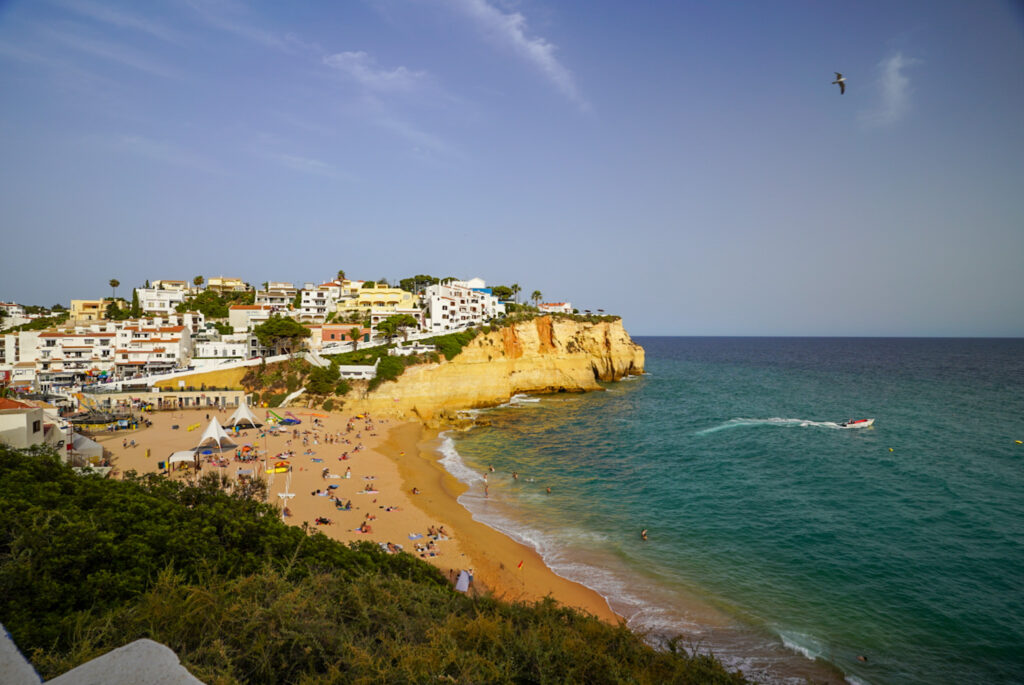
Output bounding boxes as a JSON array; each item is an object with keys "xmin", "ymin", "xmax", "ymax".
[
  {"xmin": 336, "ymin": 284, "xmax": 416, "ymax": 314},
  {"xmin": 206, "ymin": 277, "xmax": 249, "ymax": 294},
  {"xmin": 70, "ymin": 299, "xmax": 114, "ymax": 322}
]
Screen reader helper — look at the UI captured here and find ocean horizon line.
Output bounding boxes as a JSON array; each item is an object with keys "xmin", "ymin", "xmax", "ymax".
[{"xmin": 630, "ymin": 333, "xmax": 1024, "ymax": 340}]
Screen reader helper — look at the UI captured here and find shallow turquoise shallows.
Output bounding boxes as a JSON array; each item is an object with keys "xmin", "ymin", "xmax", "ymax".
[{"xmin": 442, "ymin": 337, "xmax": 1024, "ymax": 685}]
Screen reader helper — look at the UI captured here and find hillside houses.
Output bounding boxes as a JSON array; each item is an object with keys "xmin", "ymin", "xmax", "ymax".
[{"xmin": 2, "ymin": 272, "xmax": 571, "ymax": 393}]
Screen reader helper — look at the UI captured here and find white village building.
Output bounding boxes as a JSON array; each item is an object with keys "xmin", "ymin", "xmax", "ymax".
[{"xmin": 422, "ymin": 279, "xmax": 505, "ymax": 333}]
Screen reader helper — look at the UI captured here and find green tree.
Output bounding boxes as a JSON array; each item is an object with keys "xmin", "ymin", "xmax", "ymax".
[
  {"xmin": 253, "ymin": 315, "xmax": 311, "ymax": 356},
  {"xmin": 292, "ymin": 291, "xmax": 302, "ymax": 309},
  {"xmin": 374, "ymin": 319, "xmax": 397, "ymax": 342},
  {"xmin": 261, "ymin": 281, "xmax": 269, "ymax": 291},
  {"xmin": 349, "ymin": 327, "xmax": 362, "ymax": 351},
  {"xmin": 130, "ymin": 289, "xmax": 141, "ymax": 318},
  {"xmin": 511, "ymin": 283, "xmax": 521, "ymax": 304},
  {"xmin": 105, "ymin": 301, "xmax": 129, "ymax": 321},
  {"xmin": 491, "ymin": 285, "xmax": 513, "ymax": 301},
  {"xmin": 193, "ymin": 275, "xmax": 204, "ymax": 290},
  {"xmin": 176, "ymin": 290, "xmax": 230, "ymax": 318},
  {"xmin": 109, "ymin": 279, "xmax": 120, "ymax": 301},
  {"xmin": 399, "ymin": 275, "xmax": 439, "ymax": 294},
  {"xmin": 386, "ymin": 313, "xmax": 419, "ymax": 342},
  {"xmin": 336, "ymin": 269, "xmax": 345, "ymax": 282},
  {"xmin": 531, "ymin": 290, "xmax": 543, "ymax": 306}
]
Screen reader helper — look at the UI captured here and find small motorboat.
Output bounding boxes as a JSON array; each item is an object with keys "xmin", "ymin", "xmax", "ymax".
[{"xmin": 838, "ymin": 418, "xmax": 875, "ymax": 428}]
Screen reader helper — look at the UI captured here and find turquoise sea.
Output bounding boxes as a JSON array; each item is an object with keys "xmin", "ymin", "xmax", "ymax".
[{"xmin": 437, "ymin": 337, "xmax": 1024, "ymax": 684}]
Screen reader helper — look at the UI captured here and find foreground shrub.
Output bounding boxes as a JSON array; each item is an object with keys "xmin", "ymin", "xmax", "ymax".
[{"xmin": 0, "ymin": 446, "xmax": 748, "ymax": 685}]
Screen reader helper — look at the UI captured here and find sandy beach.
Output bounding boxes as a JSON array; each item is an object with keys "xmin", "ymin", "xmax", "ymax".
[{"xmin": 100, "ymin": 406, "xmax": 619, "ymax": 624}]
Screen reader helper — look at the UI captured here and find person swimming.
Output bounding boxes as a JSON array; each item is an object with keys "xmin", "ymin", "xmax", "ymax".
[{"xmin": 641, "ymin": 528, "xmax": 648, "ymax": 541}]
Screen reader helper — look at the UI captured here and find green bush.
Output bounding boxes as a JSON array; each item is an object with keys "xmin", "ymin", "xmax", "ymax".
[
  {"xmin": 263, "ymin": 392, "xmax": 286, "ymax": 408},
  {"xmin": 285, "ymin": 373, "xmax": 300, "ymax": 393},
  {"xmin": 368, "ymin": 355, "xmax": 406, "ymax": 391},
  {"xmin": 306, "ymin": 365, "xmax": 340, "ymax": 395},
  {"xmin": 334, "ymin": 379, "xmax": 351, "ymax": 396},
  {"xmin": 425, "ymin": 329, "xmax": 480, "ymax": 360},
  {"xmin": 7, "ymin": 313, "xmax": 70, "ymax": 332},
  {"xmin": 322, "ymin": 398, "xmax": 334, "ymax": 412}
]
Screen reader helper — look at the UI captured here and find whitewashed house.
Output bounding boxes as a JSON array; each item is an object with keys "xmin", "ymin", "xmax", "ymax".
[
  {"xmin": 423, "ymin": 280, "xmax": 505, "ymax": 333},
  {"xmin": 538, "ymin": 302, "xmax": 573, "ymax": 314},
  {"xmin": 137, "ymin": 288, "xmax": 188, "ymax": 316}
]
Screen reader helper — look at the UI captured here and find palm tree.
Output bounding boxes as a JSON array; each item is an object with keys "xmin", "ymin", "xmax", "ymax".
[
  {"xmin": 261, "ymin": 281, "xmax": 269, "ymax": 292},
  {"xmin": 109, "ymin": 279, "xmax": 120, "ymax": 301},
  {"xmin": 349, "ymin": 327, "xmax": 362, "ymax": 352},
  {"xmin": 336, "ymin": 269, "xmax": 345, "ymax": 283},
  {"xmin": 531, "ymin": 290, "xmax": 542, "ymax": 307},
  {"xmin": 193, "ymin": 275, "xmax": 204, "ymax": 292},
  {"xmin": 511, "ymin": 283, "xmax": 521, "ymax": 304}
]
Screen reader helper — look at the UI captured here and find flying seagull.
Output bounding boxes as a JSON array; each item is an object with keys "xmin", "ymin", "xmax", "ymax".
[{"xmin": 832, "ymin": 72, "xmax": 846, "ymax": 94}]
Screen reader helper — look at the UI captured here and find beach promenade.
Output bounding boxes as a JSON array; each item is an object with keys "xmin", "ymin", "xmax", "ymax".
[{"xmin": 101, "ymin": 407, "xmax": 618, "ymax": 624}]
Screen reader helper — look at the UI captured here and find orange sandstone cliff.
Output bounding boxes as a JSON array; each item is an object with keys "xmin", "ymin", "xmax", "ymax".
[{"xmin": 347, "ymin": 317, "xmax": 644, "ymax": 423}]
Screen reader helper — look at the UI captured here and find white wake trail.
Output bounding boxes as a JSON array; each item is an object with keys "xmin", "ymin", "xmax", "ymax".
[{"xmin": 695, "ymin": 417, "xmax": 842, "ymax": 435}]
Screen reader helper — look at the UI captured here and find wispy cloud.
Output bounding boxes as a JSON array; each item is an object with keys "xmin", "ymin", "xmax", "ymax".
[
  {"xmin": 117, "ymin": 135, "xmax": 222, "ymax": 173},
  {"xmin": 42, "ymin": 26, "xmax": 182, "ymax": 79},
  {"xmin": 269, "ymin": 152, "xmax": 347, "ymax": 179},
  {"xmin": 323, "ymin": 51, "xmax": 427, "ymax": 93},
  {"xmin": 860, "ymin": 52, "xmax": 921, "ymax": 127},
  {"xmin": 54, "ymin": 0, "xmax": 184, "ymax": 44},
  {"xmin": 444, "ymin": 0, "xmax": 588, "ymax": 111},
  {"xmin": 378, "ymin": 115, "xmax": 457, "ymax": 157},
  {"xmin": 186, "ymin": 0, "xmax": 319, "ymax": 55},
  {"xmin": 344, "ymin": 94, "xmax": 461, "ymax": 161}
]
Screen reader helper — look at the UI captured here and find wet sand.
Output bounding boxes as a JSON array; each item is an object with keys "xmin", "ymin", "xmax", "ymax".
[{"xmin": 100, "ymin": 406, "xmax": 619, "ymax": 624}]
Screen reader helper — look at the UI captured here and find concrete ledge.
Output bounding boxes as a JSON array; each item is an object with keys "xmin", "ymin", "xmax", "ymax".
[{"xmin": 1, "ymin": 625, "xmax": 204, "ymax": 685}]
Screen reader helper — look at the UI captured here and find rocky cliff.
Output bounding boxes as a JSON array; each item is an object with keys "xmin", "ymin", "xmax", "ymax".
[{"xmin": 346, "ymin": 317, "xmax": 644, "ymax": 424}]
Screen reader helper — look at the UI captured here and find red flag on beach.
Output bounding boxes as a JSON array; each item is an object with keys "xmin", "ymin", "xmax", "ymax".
[{"xmin": 517, "ymin": 560, "xmax": 524, "ymax": 569}]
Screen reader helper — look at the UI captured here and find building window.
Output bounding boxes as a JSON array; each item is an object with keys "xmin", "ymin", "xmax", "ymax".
[{"xmin": 32, "ymin": 420, "xmax": 40, "ymax": 433}]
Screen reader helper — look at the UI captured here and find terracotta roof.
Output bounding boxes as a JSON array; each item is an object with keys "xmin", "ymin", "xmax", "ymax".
[{"xmin": 0, "ymin": 398, "xmax": 31, "ymax": 409}]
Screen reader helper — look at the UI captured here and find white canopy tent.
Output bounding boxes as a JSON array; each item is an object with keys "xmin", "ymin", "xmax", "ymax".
[
  {"xmin": 195, "ymin": 417, "xmax": 236, "ymax": 451},
  {"xmin": 228, "ymin": 400, "xmax": 262, "ymax": 429},
  {"xmin": 169, "ymin": 450, "xmax": 199, "ymax": 464}
]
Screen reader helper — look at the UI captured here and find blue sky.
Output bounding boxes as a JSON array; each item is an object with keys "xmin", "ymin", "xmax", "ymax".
[{"xmin": 1, "ymin": 0, "xmax": 1022, "ymax": 336}]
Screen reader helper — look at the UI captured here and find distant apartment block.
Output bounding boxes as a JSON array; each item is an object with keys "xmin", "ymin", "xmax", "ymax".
[
  {"xmin": 423, "ymin": 280, "xmax": 504, "ymax": 333},
  {"xmin": 206, "ymin": 277, "xmax": 249, "ymax": 294},
  {"xmin": 70, "ymin": 299, "xmax": 113, "ymax": 322},
  {"xmin": 228, "ymin": 304, "xmax": 274, "ymax": 332},
  {"xmin": 150, "ymin": 280, "xmax": 191, "ymax": 292},
  {"xmin": 137, "ymin": 288, "xmax": 188, "ymax": 315}
]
